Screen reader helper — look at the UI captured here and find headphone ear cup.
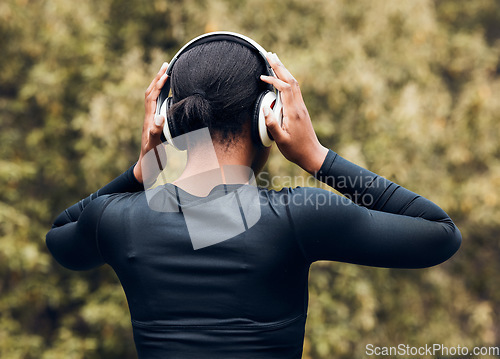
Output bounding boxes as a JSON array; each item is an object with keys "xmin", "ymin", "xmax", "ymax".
[
  {"xmin": 159, "ymin": 97, "xmax": 174, "ymax": 144},
  {"xmin": 253, "ymin": 91, "xmax": 276, "ymax": 147},
  {"xmin": 252, "ymin": 91, "xmax": 269, "ymax": 146},
  {"xmin": 159, "ymin": 97, "xmax": 169, "ymax": 143},
  {"xmin": 166, "ymin": 97, "xmax": 188, "ymax": 151}
]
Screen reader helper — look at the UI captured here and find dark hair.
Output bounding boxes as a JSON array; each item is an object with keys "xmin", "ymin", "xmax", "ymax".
[{"xmin": 169, "ymin": 41, "xmax": 268, "ymax": 144}]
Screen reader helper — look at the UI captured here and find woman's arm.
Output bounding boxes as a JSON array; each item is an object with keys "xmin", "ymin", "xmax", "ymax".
[
  {"xmin": 46, "ymin": 63, "xmax": 170, "ymax": 270},
  {"xmin": 50, "ymin": 164, "xmax": 143, "ymax": 229},
  {"xmin": 261, "ymin": 53, "xmax": 461, "ymax": 268},
  {"xmin": 287, "ymin": 150, "xmax": 461, "ymax": 267},
  {"xmin": 46, "ymin": 164, "xmax": 143, "ymax": 270}
]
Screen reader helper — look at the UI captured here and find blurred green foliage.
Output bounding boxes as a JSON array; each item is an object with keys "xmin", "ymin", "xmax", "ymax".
[{"xmin": 1, "ymin": 0, "xmax": 499, "ymax": 358}]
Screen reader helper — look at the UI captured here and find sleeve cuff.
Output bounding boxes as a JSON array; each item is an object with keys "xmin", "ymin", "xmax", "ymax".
[{"xmin": 314, "ymin": 149, "xmax": 338, "ymax": 188}]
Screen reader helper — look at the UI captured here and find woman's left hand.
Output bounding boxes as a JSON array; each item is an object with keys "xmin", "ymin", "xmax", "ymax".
[
  {"xmin": 260, "ymin": 53, "xmax": 328, "ymax": 175},
  {"xmin": 133, "ymin": 62, "xmax": 169, "ymax": 183}
]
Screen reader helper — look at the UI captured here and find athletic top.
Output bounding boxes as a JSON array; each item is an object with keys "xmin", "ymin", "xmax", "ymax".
[{"xmin": 46, "ymin": 149, "xmax": 461, "ymax": 359}]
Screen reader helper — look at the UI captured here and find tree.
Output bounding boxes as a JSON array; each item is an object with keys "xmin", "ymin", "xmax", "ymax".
[{"xmin": 1, "ymin": 0, "xmax": 499, "ymax": 357}]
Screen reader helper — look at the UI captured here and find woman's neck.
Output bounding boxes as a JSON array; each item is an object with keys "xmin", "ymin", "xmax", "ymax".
[{"xmin": 173, "ymin": 136, "xmax": 255, "ymax": 196}]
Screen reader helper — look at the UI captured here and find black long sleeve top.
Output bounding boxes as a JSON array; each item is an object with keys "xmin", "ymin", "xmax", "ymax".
[{"xmin": 46, "ymin": 149, "xmax": 461, "ymax": 358}]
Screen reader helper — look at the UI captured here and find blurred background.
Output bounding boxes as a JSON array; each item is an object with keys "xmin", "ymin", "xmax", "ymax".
[{"xmin": 1, "ymin": 0, "xmax": 499, "ymax": 358}]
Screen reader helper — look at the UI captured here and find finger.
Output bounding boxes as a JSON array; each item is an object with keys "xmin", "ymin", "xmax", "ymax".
[
  {"xmin": 260, "ymin": 74, "xmax": 290, "ymax": 92},
  {"xmin": 147, "ymin": 71, "xmax": 169, "ymax": 106},
  {"xmin": 266, "ymin": 53, "xmax": 295, "ymax": 84},
  {"xmin": 260, "ymin": 75, "xmax": 296, "ymax": 108},
  {"xmin": 148, "ymin": 114, "xmax": 164, "ymax": 142},
  {"xmin": 145, "ymin": 62, "xmax": 168, "ymax": 97},
  {"xmin": 265, "ymin": 53, "xmax": 302, "ymax": 98},
  {"xmin": 263, "ymin": 105, "xmax": 286, "ymax": 143}
]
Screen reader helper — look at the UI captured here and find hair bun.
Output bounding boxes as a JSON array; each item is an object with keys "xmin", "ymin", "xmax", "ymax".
[{"xmin": 169, "ymin": 90, "xmax": 214, "ymax": 137}]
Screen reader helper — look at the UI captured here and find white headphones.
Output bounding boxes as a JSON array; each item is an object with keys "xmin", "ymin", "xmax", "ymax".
[{"xmin": 156, "ymin": 31, "xmax": 283, "ymax": 149}]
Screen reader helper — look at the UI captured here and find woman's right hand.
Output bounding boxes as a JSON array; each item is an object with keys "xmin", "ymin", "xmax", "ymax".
[
  {"xmin": 260, "ymin": 53, "xmax": 328, "ymax": 175},
  {"xmin": 133, "ymin": 62, "xmax": 169, "ymax": 183}
]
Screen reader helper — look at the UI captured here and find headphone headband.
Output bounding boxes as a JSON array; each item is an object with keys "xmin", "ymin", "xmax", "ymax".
[{"xmin": 165, "ymin": 31, "xmax": 275, "ymax": 77}]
